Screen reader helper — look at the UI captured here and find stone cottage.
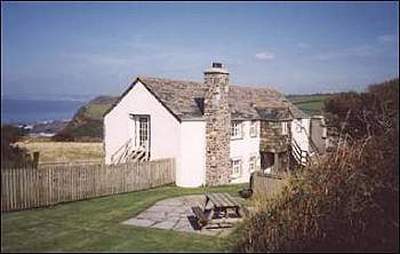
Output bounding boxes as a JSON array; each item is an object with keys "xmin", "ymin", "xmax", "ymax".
[{"xmin": 103, "ymin": 63, "xmax": 326, "ymax": 187}]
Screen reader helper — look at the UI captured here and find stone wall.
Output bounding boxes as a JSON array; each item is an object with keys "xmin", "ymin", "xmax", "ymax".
[
  {"xmin": 259, "ymin": 120, "xmax": 291, "ymax": 153},
  {"xmin": 204, "ymin": 67, "xmax": 232, "ymax": 186},
  {"xmin": 259, "ymin": 120, "xmax": 291, "ymax": 173}
]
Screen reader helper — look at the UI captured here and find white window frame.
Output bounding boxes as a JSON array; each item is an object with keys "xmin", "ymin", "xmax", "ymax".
[
  {"xmin": 282, "ymin": 121, "xmax": 288, "ymax": 135},
  {"xmin": 249, "ymin": 155, "xmax": 257, "ymax": 173},
  {"xmin": 322, "ymin": 126, "xmax": 327, "ymax": 139},
  {"xmin": 231, "ymin": 158, "xmax": 242, "ymax": 178},
  {"xmin": 249, "ymin": 120, "xmax": 258, "ymax": 138},
  {"xmin": 139, "ymin": 117, "xmax": 149, "ymax": 147},
  {"xmin": 295, "ymin": 121, "xmax": 302, "ymax": 133},
  {"xmin": 231, "ymin": 121, "xmax": 243, "ymax": 140}
]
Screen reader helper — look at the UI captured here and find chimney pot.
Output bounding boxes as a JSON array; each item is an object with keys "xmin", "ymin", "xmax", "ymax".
[{"xmin": 212, "ymin": 62, "xmax": 223, "ymax": 68}]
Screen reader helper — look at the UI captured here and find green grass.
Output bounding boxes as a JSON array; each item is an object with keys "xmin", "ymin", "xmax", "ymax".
[
  {"xmin": 86, "ymin": 103, "xmax": 114, "ymax": 120},
  {"xmin": 287, "ymin": 94, "xmax": 333, "ymax": 115},
  {"xmin": 1, "ymin": 183, "xmax": 247, "ymax": 252}
]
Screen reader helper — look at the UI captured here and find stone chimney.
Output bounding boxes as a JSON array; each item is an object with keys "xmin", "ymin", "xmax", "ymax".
[{"xmin": 204, "ymin": 62, "xmax": 231, "ymax": 186}]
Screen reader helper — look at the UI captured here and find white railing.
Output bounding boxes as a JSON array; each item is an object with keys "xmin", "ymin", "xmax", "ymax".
[
  {"xmin": 111, "ymin": 139, "xmax": 150, "ymax": 165},
  {"xmin": 128, "ymin": 143, "xmax": 150, "ymax": 163},
  {"xmin": 110, "ymin": 138, "xmax": 133, "ymax": 165},
  {"xmin": 291, "ymin": 139, "xmax": 311, "ymax": 167}
]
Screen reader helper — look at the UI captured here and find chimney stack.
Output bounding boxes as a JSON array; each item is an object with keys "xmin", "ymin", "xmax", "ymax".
[{"xmin": 204, "ymin": 62, "xmax": 231, "ymax": 186}]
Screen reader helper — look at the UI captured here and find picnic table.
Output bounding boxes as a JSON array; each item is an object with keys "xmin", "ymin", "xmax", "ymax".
[{"xmin": 192, "ymin": 192, "xmax": 243, "ymax": 230}]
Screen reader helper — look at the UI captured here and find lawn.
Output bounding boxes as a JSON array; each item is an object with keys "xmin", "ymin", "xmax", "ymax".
[
  {"xmin": 287, "ymin": 94, "xmax": 332, "ymax": 116},
  {"xmin": 16, "ymin": 141, "xmax": 104, "ymax": 163},
  {"xmin": 1, "ymin": 183, "xmax": 248, "ymax": 252}
]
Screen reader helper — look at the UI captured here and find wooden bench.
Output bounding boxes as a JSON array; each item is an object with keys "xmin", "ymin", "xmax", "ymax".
[{"xmin": 191, "ymin": 206, "xmax": 209, "ymax": 229}]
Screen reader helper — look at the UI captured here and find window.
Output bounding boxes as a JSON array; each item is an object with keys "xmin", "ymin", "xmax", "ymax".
[
  {"xmin": 295, "ymin": 122, "xmax": 302, "ymax": 133},
  {"xmin": 322, "ymin": 126, "xmax": 327, "ymax": 138},
  {"xmin": 139, "ymin": 117, "xmax": 149, "ymax": 147},
  {"xmin": 249, "ymin": 156, "xmax": 257, "ymax": 173},
  {"xmin": 231, "ymin": 159, "xmax": 242, "ymax": 177},
  {"xmin": 249, "ymin": 121, "xmax": 257, "ymax": 137},
  {"xmin": 282, "ymin": 122, "xmax": 288, "ymax": 135},
  {"xmin": 231, "ymin": 121, "xmax": 242, "ymax": 139}
]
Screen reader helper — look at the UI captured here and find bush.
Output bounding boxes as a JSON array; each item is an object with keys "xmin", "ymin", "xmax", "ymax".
[
  {"xmin": 1, "ymin": 125, "xmax": 33, "ymax": 168},
  {"xmin": 238, "ymin": 127, "xmax": 398, "ymax": 252},
  {"xmin": 324, "ymin": 78, "xmax": 398, "ymax": 139}
]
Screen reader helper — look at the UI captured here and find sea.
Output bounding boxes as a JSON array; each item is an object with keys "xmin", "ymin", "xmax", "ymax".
[{"xmin": 1, "ymin": 98, "xmax": 86, "ymax": 125}]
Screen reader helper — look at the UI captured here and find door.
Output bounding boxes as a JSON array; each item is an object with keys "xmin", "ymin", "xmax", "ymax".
[
  {"xmin": 138, "ymin": 116, "xmax": 150, "ymax": 149},
  {"xmin": 130, "ymin": 114, "xmax": 150, "ymax": 151}
]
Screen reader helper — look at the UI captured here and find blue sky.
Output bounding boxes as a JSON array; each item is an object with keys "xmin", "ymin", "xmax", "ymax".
[{"xmin": 2, "ymin": 2, "xmax": 399, "ymax": 97}]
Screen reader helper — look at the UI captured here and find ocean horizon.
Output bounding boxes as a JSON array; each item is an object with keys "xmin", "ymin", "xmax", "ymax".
[{"xmin": 1, "ymin": 98, "xmax": 85, "ymax": 125}]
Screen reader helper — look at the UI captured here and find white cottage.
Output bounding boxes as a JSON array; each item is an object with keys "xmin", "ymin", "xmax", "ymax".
[{"xmin": 104, "ymin": 63, "xmax": 326, "ymax": 187}]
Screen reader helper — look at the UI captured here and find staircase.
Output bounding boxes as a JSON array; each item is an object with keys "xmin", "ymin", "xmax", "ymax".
[
  {"xmin": 110, "ymin": 139, "xmax": 150, "ymax": 165},
  {"xmin": 290, "ymin": 139, "xmax": 312, "ymax": 169}
]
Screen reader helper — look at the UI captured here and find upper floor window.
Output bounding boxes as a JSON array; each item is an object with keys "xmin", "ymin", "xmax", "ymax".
[
  {"xmin": 249, "ymin": 120, "xmax": 258, "ymax": 137},
  {"xmin": 231, "ymin": 121, "xmax": 243, "ymax": 139},
  {"xmin": 282, "ymin": 121, "xmax": 288, "ymax": 135},
  {"xmin": 231, "ymin": 158, "xmax": 242, "ymax": 178},
  {"xmin": 139, "ymin": 117, "xmax": 150, "ymax": 147},
  {"xmin": 296, "ymin": 125, "xmax": 302, "ymax": 133}
]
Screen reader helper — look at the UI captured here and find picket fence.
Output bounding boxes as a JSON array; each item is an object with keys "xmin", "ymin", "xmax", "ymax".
[{"xmin": 1, "ymin": 158, "xmax": 175, "ymax": 212}]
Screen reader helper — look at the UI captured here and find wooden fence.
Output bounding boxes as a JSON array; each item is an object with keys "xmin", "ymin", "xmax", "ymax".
[
  {"xmin": 251, "ymin": 172, "xmax": 288, "ymax": 199},
  {"xmin": 1, "ymin": 158, "xmax": 175, "ymax": 212}
]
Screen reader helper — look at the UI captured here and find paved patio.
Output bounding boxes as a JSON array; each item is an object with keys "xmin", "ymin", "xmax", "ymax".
[{"xmin": 121, "ymin": 195, "xmax": 245, "ymax": 236}]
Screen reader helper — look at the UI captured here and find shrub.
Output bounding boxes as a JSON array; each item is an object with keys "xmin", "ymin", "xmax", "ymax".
[
  {"xmin": 324, "ymin": 78, "xmax": 398, "ymax": 139},
  {"xmin": 1, "ymin": 125, "xmax": 33, "ymax": 168},
  {"xmin": 238, "ymin": 127, "xmax": 398, "ymax": 252}
]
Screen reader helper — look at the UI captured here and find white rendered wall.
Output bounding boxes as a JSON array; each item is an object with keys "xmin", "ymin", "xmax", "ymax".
[
  {"xmin": 104, "ymin": 81, "xmax": 180, "ymax": 164},
  {"xmin": 291, "ymin": 118, "xmax": 311, "ymax": 153},
  {"xmin": 229, "ymin": 121, "xmax": 261, "ymax": 184},
  {"xmin": 177, "ymin": 120, "xmax": 206, "ymax": 187}
]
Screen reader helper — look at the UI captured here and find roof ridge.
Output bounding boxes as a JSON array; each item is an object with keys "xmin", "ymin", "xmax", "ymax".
[
  {"xmin": 138, "ymin": 75, "xmax": 203, "ymax": 85},
  {"xmin": 138, "ymin": 75, "xmax": 282, "ymax": 93}
]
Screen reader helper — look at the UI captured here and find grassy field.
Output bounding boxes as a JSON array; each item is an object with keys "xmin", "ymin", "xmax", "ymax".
[
  {"xmin": 1, "ymin": 183, "xmax": 247, "ymax": 252},
  {"xmin": 287, "ymin": 94, "xmax": 333, "ymax": 116},
  {"xmin": 16, "ymin": 141, "xmax": 104, "ymax": 163}
]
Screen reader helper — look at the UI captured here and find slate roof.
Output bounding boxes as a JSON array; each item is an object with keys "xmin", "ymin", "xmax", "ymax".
[{"xmin": 104, "ymin": 76, "xmax": 309, "ymax": 121}]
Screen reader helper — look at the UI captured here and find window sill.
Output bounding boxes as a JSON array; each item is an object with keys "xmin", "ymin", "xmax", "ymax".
[
  {"xmin": 230, "ymin": 136, "xmax": 243, "ymax": 141},
  {"xmin": 230, "ymin": 174, "xmax": 240, "ymax": 179}
]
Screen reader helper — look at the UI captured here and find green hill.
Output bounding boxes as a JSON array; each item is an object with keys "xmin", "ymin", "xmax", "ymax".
[
  {"xmin": 286, "ymin": 93, "xmax": 334, "ymax": 116},
  {"xmin": 52, "ymin": 96, "xmax": 118, "ymax": 142}
]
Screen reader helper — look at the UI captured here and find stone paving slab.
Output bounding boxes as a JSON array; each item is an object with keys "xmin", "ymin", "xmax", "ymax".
[
  {"xmin": 121, "ymin": 194, "xmax": 245, "ymax": 236},
  {"xmin": 122, "ymin": 218, "xmax": 155, "ymax": 227}
]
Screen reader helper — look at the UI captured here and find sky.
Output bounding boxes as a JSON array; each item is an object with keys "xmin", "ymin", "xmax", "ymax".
[{"xmin": 1, "ymin": 1, "xmax": 399, "ymax": 98}]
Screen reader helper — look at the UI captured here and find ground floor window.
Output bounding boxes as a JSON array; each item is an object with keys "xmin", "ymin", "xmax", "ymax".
[
  {"xmin": 231, "ymin": 158, "xmax": 242, "ymax": 178},
  {"xmin": 249, "ymin": 155, "xmax": 257, "ymax": 173}
]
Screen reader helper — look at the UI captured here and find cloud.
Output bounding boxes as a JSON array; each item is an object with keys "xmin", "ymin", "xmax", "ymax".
[
  {"xmin": 254, "ymin": 52, "xmax": 275, "ymax": 60},
  {"xmin": 378, "ymin": 34, "xmax": 397, "ymax": 43},
  {"xmin": 297, "ymin": 42, "xmax": 310, "ymax": 49}
]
